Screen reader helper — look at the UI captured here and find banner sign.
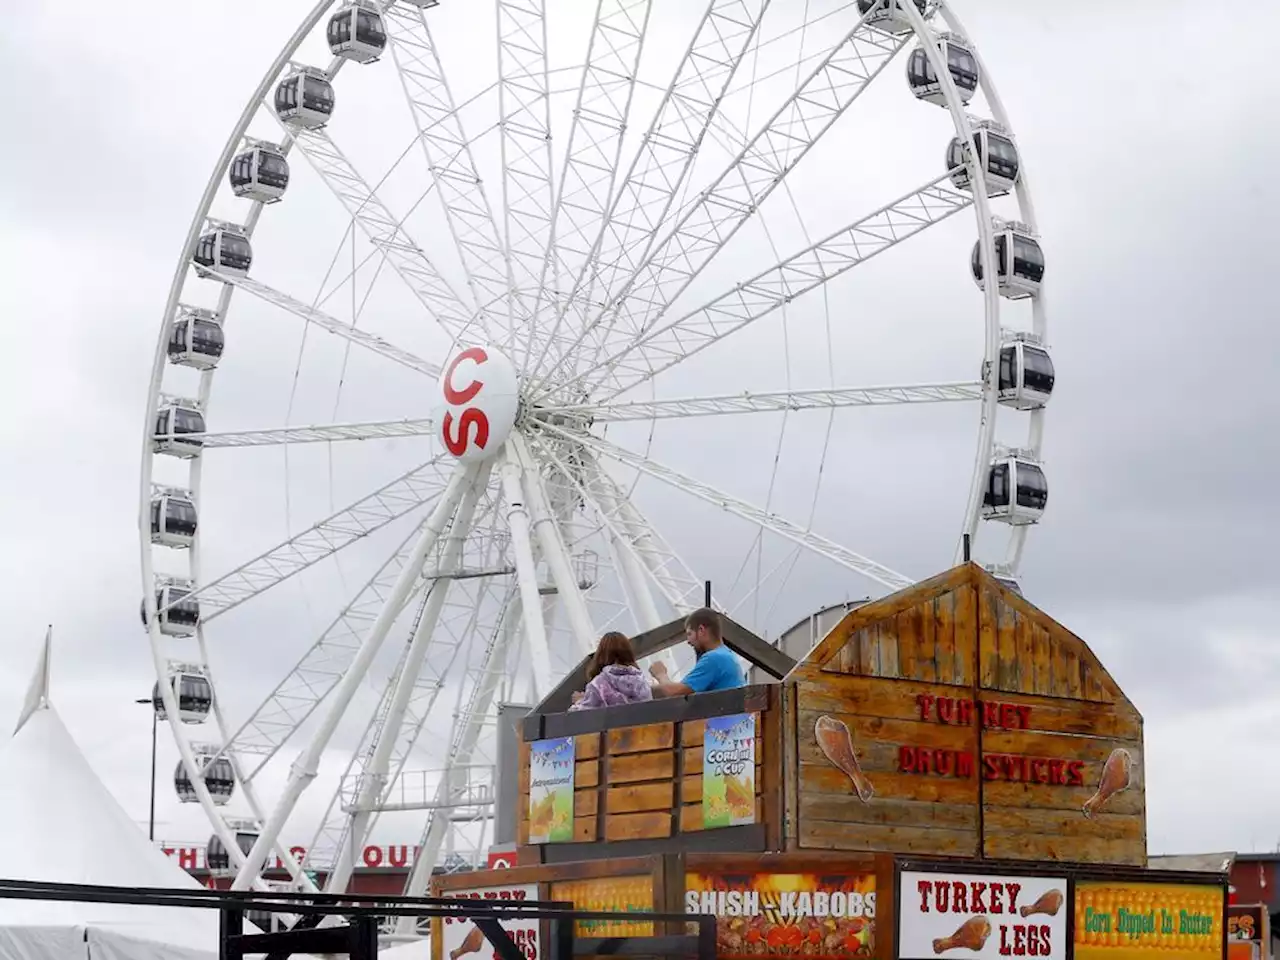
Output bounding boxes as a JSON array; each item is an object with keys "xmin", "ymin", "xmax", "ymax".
[
  {"xmin": 702, "ymin": 713, "xmax": 756, "ymax": 828},
  {"xmin": 686, "ymin": 870, "xmax": 875, "ymax": 958},
  {"xmin": 1074, "ymin": 881, "xmax": 1223, "ymax": 958},
  {"xmin": 549, "ymin": 875, "xmax": 653, "ymax": 937},
  {"xmin": 1229, "ymin": 905, "xmax": 1264, "ymax": 943},
  {"xmin": 527, "ymin": 737, "xmax": 575, "ymax": 844},
  {"xmin": 440, "ymin": 883, "xmax": 539, "ymax": 960},
  {"xmin": 898, "ymin": 870, "xmax": 1068, "ymax": 959}
]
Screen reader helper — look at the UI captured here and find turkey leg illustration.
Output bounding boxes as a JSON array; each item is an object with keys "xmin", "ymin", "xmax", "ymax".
[
  {"xmin": 449, "ymin": 925, "xmax": 485, "ymax": 960},
  {"xmin": 1083, "ymin": 747, "xmax": 1132, "ymax": 819},
  {"xmin": 1018, "ymin": 887, "xmax": 1064, "ymax": 918},
  {"xmin": 815, "ymin": 715, "xmax": 874, "ymax": 802},
  {"xmin": 933, "ymin": 916, "xmax": 992, "ymax": 955}
]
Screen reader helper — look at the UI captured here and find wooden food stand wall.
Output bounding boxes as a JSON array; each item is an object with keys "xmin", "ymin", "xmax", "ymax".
[
  {"xmin": 788, "ymin": 564, "xmax": 1146, "ymax": 865},
  {"xmin": 518, "ymin": 685, "xmax": 781, "ymax": 860},
  {"xmin": 490, "ymin": 563, "xmax": 1227, "ymax": 959}
]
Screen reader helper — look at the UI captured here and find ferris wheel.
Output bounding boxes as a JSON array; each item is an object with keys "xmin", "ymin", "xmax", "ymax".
[{"xmin": 140, "ymin": 0, "xmax": 1052, "ymax": 907}]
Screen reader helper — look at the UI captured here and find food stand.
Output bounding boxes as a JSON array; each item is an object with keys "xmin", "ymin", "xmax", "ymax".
[{"xmin": 431, "ymin": 563, "xmax": 1229, "ymax": 959}]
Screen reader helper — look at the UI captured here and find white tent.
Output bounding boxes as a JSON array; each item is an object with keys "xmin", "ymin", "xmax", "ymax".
[{"xmin": 0, "ymin": 629, "xmax": 218, "ymax": 960}]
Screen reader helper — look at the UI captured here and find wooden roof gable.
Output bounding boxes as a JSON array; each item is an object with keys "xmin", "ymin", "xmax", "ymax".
[{"xmin": 799, "ymin": 563, "xmax": 1138, "ymax": 712}]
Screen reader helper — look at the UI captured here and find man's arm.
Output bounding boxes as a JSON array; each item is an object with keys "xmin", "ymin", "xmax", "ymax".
[{"xmin": 650, "ymin": 658, "xmax": 712, "ymax": 698}]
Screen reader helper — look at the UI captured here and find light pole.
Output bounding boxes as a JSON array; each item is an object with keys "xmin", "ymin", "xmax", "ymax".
[{"xmin": 136, "ymin": 695, "xmax": 157, "ymax": 841}]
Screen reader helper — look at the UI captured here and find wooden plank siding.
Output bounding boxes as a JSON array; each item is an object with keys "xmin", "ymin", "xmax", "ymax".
[
  {"xmin": 790, "ymin": 562, "xmax": 1146, "ymax": 867},
  {"xmin": 519, "ymin": 691, "xmax": 777, "ymax": 857}
]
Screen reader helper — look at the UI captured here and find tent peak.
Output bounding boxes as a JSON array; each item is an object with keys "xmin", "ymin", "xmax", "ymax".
[{"xmin": 14, "ymin": 624, "xmax": 53, "ymax": 735}]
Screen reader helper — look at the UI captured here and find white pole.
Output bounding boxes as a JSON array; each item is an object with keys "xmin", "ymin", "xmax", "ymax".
[
  {"xmin": 325, "ymin": 463, "xmax": 490, "ymax": 896},
  {"xmin": 499, "ymin": 445, "xmax": 554, "ymax": 699},
  {"xmin": 230, "ymin": 463, "xmax": 473, "ymax": 890},
  {"xmin": 397, "ymin": 584, "xmax": 530, "ymax": 917},
  {"xmin": 510, "ymin": 434, "xmax": 596, "ymax": 656}
]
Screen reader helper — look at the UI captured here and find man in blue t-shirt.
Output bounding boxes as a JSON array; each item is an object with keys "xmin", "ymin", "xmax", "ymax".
[{"xmin": 649, "ymin": 608, "xmax": 744, "ymax": 697}]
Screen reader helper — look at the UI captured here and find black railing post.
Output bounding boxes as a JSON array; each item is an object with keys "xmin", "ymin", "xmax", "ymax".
[
  {"xmin": 696, "ymin": 915, "xmax": 717, "ymax": 960},
  {"xmin": 348, "ymin": 915, "xmax": 378, "ymax": 960},
  {"xmin": 219, "ymin": 905, "xmax": 244, "ymax": 960},
  {"xmin": 547, "ymin": 915, "xmax": 575, "ymax": 960},
  {"xmin": 704, "ymin": 580, "xmax": 711, "ymax": 608},
  {"xmin": 963, "ymin": 533, "xmax": 971, "ymax": 562}
]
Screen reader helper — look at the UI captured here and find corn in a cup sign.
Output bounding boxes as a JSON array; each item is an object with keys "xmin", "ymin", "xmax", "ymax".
[
  {"xmin": 1074, "ymin": 882, "xmax": 1223, "ymax": 958},
  {"xmin": 702, "ymin": 713, "xmax": 755, "ymax": 828}
]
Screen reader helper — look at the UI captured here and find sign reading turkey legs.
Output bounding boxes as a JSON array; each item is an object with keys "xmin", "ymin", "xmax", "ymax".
[{"xmin": 897, "ymin": 870, "xmax": 1068, "ymax": 960}]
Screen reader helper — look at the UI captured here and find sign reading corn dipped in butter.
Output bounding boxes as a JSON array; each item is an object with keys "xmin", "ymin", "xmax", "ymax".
[
  {"xmin": 527, "ymin": 737, "xmax": 574, "ymax": 843},
  {"xmin": 549, "ymin": 875, "xmax": 653, "ymax": 937},
  {"xmin": 702, "ymin": 713, "xmax": 756, "ymax": 828},
  {"xmin": 1074, "ymin": 882, "xmax": 1224, "ymax": 958}
]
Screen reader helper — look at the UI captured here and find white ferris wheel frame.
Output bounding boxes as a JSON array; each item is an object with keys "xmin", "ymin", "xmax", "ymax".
[{"xmin": 139, "ymin": 0, "xmax": 1050, "ymax": 902}]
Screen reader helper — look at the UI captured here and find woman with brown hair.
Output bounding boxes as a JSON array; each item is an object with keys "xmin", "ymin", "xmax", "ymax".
[{"xmin": 569, "ymin": 632, "xmax": 653, "ymax": 711}]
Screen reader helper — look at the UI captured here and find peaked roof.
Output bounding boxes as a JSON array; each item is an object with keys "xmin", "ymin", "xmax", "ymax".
[
  {"xmin": 800, "ymin": 562, "xmax": 1138, "ymax": 714},
  {"xmin": 0, "ymin": 640, "xmax": 217, "ymax": 951},
  {"xmin": 13, "ymin": 624, "xmax": 52, "ymax": 734}
]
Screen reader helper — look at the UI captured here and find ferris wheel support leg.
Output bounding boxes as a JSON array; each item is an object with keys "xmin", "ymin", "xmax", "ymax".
[
  {"xmin": 397, "ymin": 580, "xmax": 529, "ymax": 923},
  {"xmin": 500, "ymin": 448, "xmax": 554, "ymax": 699},
  {"xmin": 324, "ymin": 464, "xmax": 491, "ymax": 897},
  {"xmin": 229, "ymin": 464, "xmax": 474, "ymax": 891},
  {"xmin": 511, "ymin": 434, "xmax": 597, "ymax": 657}
]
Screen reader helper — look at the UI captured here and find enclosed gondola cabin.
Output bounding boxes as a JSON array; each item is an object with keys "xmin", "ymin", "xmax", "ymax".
[
  {"xmin": 174, "ymin": 753, "xmax": 235, "ymax": 805},
  {"xmin": 206, "ymin": 828, "xmax": 257, "ymax": 872},
  {"xmin": 906, "ymin": 35, "xmax": 980, "ymax": 105},
  {"xmin": 404, "ymin": 0, "xmax": 439, "ymax": 6},
  {"xmin": 229, "ymin": 144, "xmax": 289, "ymax": 203},
  {"xmin": 167, "ymin": 309, "xmax": 224, "ymax": 370},
  {"xmin": 192, "ymin": 225, "xmax": 251, "ymax": 279},
  {"xmin": 150, "ymin": 490, "xmax": 198, "ymax": 547},
  {"xmin": 327, "ymin": 2, "xmax": 387, "ymax": 64},
  {"xmin": 983, "ymin": 454, "xmax": 1048, "ymax": 524},
  {"xmin": 971, "ymin": 226, "xmax": 1044, "ymax": 299},
  {"xmin": 274, "ymin": 68, "xmax": 335, "ymax": 129},
  {"xmin": 153, "ymin": 401, "xmax": 205, "ymax": 458},
  {"xmin": 946, "ymin": 126, "xmax": 1020, "ymax": 196},
  {"xmin": 998, "ymin": 340, "xmax": 1055, "ymax": 410},
  {"xmin": 857, "ymin": 0, "xmax": 925, "ymax": 34},
  {"xmin": 142, "ymin": 580, "xmax": 200, "ymax": 637},
  {"xmin": 153, "ymin": 670, "xmax": 212, "ymax": 723}
]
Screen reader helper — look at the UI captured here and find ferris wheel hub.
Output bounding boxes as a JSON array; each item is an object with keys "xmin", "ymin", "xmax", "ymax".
[{"xmin": 436, "ymin": 344, "xmax": 520, "ymax": 463}]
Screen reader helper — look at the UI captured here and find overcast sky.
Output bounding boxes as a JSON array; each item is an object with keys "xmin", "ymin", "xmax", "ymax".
[{"xmin": 2, "ymin": 0, "xmax": 1279, "ymax": 867}]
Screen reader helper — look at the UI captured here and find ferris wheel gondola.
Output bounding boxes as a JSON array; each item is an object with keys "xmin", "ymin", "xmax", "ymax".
[
  {"xmin": 274, "ymin": 67, "xmax": 335, "ymax": 129},
  {"xmin": 149, "ymin": 489, "xmax": 198, "ymax": 547},
  {"xmin": 327, "ymin": 2, "xmax": 387, "ymax": 64},
  {"xmin": 142, "ymin": 0, "xmax": 1052, "ymax": 898},
  {"xmin": 153, "ymin": 668, "xmax": 213, "ymax": 723},
  {"xmin": 946, "ymin": 122, "xmax": 1019, "ymax": 196},
  {"xmin": 229, "ymin": 142, "xmax": 290, "ymax": 203},
  {"xmin": 907, "ymin": 34, "xmax": 979, "ymax": 105},
  {"xmin": 983, "ymin": 454, "xmax": 1048, "ymax": 525}
]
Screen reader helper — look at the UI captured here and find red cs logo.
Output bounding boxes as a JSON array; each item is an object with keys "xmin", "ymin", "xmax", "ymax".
[{"xmin": 438, "ymin": 345, "xmax": 519, "ymax": 462}]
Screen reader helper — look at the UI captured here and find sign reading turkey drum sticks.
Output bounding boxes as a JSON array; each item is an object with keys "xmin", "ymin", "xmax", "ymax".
[{"xmin": 897, "ymin": 871, "xmax": 1068, "ymax": 960}]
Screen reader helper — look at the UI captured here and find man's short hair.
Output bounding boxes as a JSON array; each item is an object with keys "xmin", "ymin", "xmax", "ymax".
[{"xmin": 684, "ymin": 607, "xmax": 722, "ymax": 639}]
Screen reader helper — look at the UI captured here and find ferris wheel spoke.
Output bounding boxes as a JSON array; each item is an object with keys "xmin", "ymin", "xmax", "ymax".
[
  {"xmin": 552, "ymin": 380, "xmax": 983, "ymax": 424},
  {"xmin": 315, "ymin": 463, "xmax": 494, "ymax": 887},
  {"xmin": 189, "ymin": 417, "xmax": 436, "ymax": 448},
  {"xmin": 384, "ymin": 4, "xmax": 514, "ymax": 333},
  {"xmin": 578, "ymin": 176, "xmax": 973, "ymax": 398},
  {"xmin": 565, "ymin": 7, "xmax": 914, "ymax": 399},
  {"xmin": 496, "ymin": 0, "xmax": 555, "ymax": 345},
  {"xmin": 557, "ymin": 426, "xmax": 914, "ymax": 591},
  {"xmin": 528, "ymin": 432, "xmax": 704, "ymax": 614},
  {"xmin": 209, "ymin": 272, "xmax": 441, "ymax": 377},
  {"xmin": 283, "ymin": 124, "xmax": 488, "ymax": 345},
  {"xmin": 534, "ymin": 0, "xmax": 771, "ymax": 386},
  {"xmin": 170, "ymin": 456, "xmax": 452, "ymax": 624},
  {"xmin": 524, "ymin": 0, "xmax": 654, "ymax": 373}
]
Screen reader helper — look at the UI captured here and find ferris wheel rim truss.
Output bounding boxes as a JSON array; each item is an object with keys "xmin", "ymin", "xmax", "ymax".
[{"xmin": 139, "ymin": 0, "xmax": 1049, "ymax": 898}]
